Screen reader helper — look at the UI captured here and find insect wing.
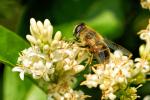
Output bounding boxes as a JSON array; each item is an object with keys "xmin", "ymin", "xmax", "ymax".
[{"xmin": 104, "ymin": 38, "xmax": 132, "ymax": 58}]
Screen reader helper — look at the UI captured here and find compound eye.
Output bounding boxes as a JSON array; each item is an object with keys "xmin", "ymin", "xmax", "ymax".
[{"xmin": 73, "ymin": 23, "xmax": 85, "ymax": 37}]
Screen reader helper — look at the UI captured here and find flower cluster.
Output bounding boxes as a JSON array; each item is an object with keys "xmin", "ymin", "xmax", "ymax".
[
  {"xmin": 81, "ymin": 50, "xmax": 137, "ymax": 100},
  {"xmin": 12, "ymin": 18, "xmax": 89, "ymax": 99},
  {"xmin": 138, "ymin": 19, "xmax": 150, "ymax": 61},
  {"xmin": 47, "ymin": 82, "xmax": 88, "ymax": 100},
  {"xmin": 81, "ymin": 20, "xmax": 150, "ymax": 99},
  {"xmin": 141, "ymin": 0, "xmax": 150, "ymax": 10},
  {"xmin": 12, "ymin": 17, "xmax": 150, "ymax": 100}
]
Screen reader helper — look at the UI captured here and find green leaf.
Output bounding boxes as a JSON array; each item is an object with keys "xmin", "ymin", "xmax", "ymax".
[
  {"xmin": 3, "ymin": 67, "xmax": 46, "ymax": 100},
  {"xmin": 26, "ymin": 84, "xmax": 47, "ymax": 100},
  {"xmin": 3, "ymin": 67, "xmax": 32, "ymax": 100},
  {"xmin": 0, "ymin": 26, "xmax": 47, "ymax": 100},
  {"xmin": 0, "ymin": 25, "xmax": 29, "ymax": 66}
]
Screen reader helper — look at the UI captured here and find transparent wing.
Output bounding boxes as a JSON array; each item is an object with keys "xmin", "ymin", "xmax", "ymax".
[{"xmin": 104, "ymin": 38, "xmax": 132, "ymax": 58}]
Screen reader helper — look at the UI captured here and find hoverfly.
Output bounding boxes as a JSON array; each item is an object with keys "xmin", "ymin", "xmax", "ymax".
[{"xmin": 73, "ymin": 23, "xmax": 132, "ymax": 64}]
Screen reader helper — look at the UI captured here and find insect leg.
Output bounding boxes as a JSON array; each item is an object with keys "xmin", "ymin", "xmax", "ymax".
[{"xmin": 85, "ymin": 53, "xmax": 93, "ymax": 66}]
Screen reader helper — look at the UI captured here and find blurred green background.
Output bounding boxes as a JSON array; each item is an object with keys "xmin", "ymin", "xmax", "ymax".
[{"xmin": 0, "ymin": 0, "xmax": 150, "ymax": 100}]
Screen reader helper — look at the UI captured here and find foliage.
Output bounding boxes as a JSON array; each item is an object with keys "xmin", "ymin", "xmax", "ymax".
[{"xmin": 0, "ymin": 0, "xmax": 150, "ymax": 100}]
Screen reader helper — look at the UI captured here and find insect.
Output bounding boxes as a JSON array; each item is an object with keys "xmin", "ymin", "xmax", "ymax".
[{"xmin": 73, "ymin": 23, "xmax": 132, "ymax": 64}]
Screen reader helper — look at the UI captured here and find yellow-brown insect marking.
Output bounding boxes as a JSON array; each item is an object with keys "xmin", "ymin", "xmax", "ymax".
[
  {"xmin": 74, "ymin": 23, "xmax": 132, "ymax": 64},
  {"xmin": 74, "ymin": 23, "xmax": 110, "ymax": 63}
]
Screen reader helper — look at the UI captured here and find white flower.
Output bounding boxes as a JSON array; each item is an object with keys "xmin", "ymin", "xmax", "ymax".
[
  {"xmin": 82, "ymin": 50, "xmax": 138, "ymax": 99},
  {"xmin": 12, "ymin": 18, "xmax": 89, "ymax": 99},
  {"xmin": 13, "ymin": 18, "xmax": 88, "ymax": 82},
  {"xmin": 12, "ymin": 67, "xmax": 25, "ymax": 80},
  {"xmin": 73, "ymin": 65, "xmax": 85, "ymax": 73},
  {"xmin": 81, "ymin": 74, "xmax": 99, "ymax": 88},
  {"xmin": 48, "ymin": 87, "xmax": 88, "ymax": 100},
  {"xmin": 138, "ymin": 19, "xmax": 150, "ymax": 60},
  {"xmin": 135, "ymin": 58, "xmax": 150, "ymax": 73},
  {"xmin": 143, "ymin": 95, "xmax": 150, "ymax": 100},
  {"xmin": 108, "ymin": 93, "xmax": 116, "ymax": 100},
  {"xmin": 141, "ymin": 0, "xmax": 150, "ymax": 9},
  {"xmin": 29, "ymin": 18, "xmax": 53, "ymax": 43}
]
